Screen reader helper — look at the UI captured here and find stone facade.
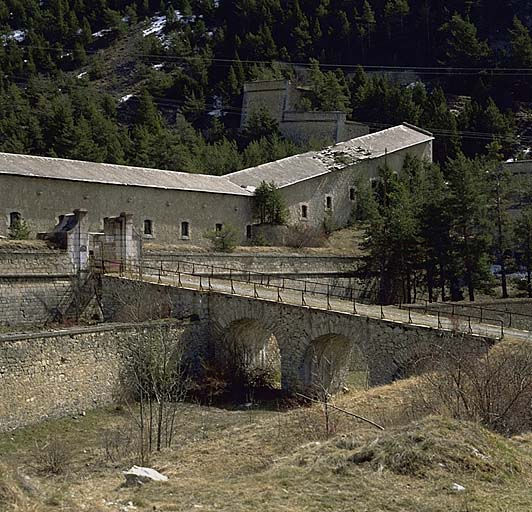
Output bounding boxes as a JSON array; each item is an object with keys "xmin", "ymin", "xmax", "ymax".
[
  {"xmin": 0, "ymin": 248, "xmax": 76, "ymax": 326},
  {"xmin": 240, "ymin": 80, "xmax": 369, "ymax": 145},
  {"xmin": 280, "ymin": 143, "xmax": 432, "ymax": 230},
  {"xmin": 0, "ymin": 173, "xmax": 253, "ymax": 246},
  {"xmin": 281, "ymin": 111, "xmax": 368, "ymax": 145},
  {"xmin": 1, "ymin": 124, "xmax": 433, "ymax": 246}
]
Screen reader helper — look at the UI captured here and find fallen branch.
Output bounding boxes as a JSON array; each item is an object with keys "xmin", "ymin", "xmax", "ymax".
[{"xmin": 295, "ymin": 392, "xmax": 385, "ymax": 431}]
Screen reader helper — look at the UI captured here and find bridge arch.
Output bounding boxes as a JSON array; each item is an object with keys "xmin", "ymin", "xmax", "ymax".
[
  {"xmin": 301, "ymin": 333, "xmax": 368, "ymax": 393},
  {"xmin": 216, "ymin": 318, "xmax": 282, "ymax": 390}
]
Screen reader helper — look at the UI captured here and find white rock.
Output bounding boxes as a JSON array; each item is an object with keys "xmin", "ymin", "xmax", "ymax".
[
  {"xmin": 123, "ymin": 466, "xmax": 168, "ymax": 486},
  {"xmin": 451, "ymin": 483, "xmax": 466, "ymax": 492}
]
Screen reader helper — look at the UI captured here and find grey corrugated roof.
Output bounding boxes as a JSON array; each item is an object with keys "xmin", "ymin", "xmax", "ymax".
[
  {"xmin": 0, "ymin": 153, "xmax": 252, "ymax": 196},
  {"xmin": 226, "ymin": 124, "xmax": 433, "ymax": 189}
]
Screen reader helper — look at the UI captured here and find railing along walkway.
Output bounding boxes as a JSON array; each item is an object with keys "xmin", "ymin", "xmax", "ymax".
[{"xmin": 101, "ymin": 260, "xmax": 532, "ymax": 342}]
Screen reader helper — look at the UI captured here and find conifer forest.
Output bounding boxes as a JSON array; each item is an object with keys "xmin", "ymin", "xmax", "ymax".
[{"xmin": 2, "ymin": 0, "xmax": 532, "ymax": 301}]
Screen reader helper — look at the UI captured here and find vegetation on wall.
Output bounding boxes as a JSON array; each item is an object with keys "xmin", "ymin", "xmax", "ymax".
[{"xmin": 253, "ymin": 181, "xmax": 289, "ymax": 225}]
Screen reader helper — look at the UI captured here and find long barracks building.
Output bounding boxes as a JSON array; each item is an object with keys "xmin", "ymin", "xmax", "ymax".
[{"xmin": 0, "ymin": 123, "xmax": 433, "ymax": 245}]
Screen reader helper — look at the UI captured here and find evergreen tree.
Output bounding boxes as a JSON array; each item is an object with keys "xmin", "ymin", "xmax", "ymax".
[
  {"xmin": 509, "ymin": 16, "xmax": 532, "ymax": 68},
  {"xmin": 445, "ymin": 154, "xmax": 492, "ymax": 302}
]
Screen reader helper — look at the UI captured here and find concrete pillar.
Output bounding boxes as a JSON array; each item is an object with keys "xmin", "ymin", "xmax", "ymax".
[{"xmin": 66, "ymin": 209, "xmax": 89, "ymax": 272}]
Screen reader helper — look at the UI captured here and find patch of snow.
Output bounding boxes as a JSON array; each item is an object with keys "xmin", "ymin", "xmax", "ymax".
[
  {"xmin": 120, "ymin": 94, "xmax": 134, "ymax": 104},
  {"xmin": 143, "ymin": 15, "xmax": 167, "ymax": 37},
  {"xmin": 92, "ymin": 28, "xmax": 112, "ymax": 38},
  {"xmin": 1, "ymin": 29, "xmax": 26, "ymax": 44},
  {"xmin": 77, "ymin": 71, "xmax": 88, "ymax": 79}
]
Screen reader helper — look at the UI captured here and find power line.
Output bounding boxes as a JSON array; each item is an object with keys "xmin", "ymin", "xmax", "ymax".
[{"xmin": 6, "ymin": 43, "xmax": 532, "ymax": 75}]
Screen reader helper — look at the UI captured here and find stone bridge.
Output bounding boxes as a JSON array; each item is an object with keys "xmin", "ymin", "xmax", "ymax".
[{"xmin": 101, "ymin": 271, "xmax": 531, "ymax": 393}]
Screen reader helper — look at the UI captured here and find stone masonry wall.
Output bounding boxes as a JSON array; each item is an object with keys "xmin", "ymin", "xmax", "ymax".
[
  {"xmin": 0, "ymin": 321, "xmax": 208, "ymax": 431},
  {"xmin": 0, "ymin": 276, "xmax": 74, "ymax": 326},
  {"xmin": 0, "ymin": 249, "xmax": 76, "ymax": 326},
  {"xmin": 0, "ymin": 249, "xmax": 74, "ymax": 275},
  {"xmin": 143, "ymin": 251, "xmax": 362, "ymax": 274}
]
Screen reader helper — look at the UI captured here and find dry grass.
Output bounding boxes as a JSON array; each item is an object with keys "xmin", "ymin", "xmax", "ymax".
[
  {"xmin": 145, "ymin": 226, "xmax": 366, "ymax": 256},
  {"xmin": 1, "ymin": 378, "xmax": 531, "ymax": 511},
  {"xmin": 0, "ymin": 239, "xmax": 52, "ymax": 251}
]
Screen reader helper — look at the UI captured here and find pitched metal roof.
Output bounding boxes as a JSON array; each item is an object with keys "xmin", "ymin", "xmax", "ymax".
[
  {"xmin": 0, "ymin": 153, "xmax": 252, "ymax": 196},
  {"xmin": 226, "ymin": 124, "xmax": 433, "ymax": 189}
]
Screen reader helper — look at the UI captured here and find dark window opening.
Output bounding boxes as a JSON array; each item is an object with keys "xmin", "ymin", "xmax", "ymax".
[
  {"xmin": 144, "ymin": 219, "xmax": 153, "ymax": 236},
  {"xmin": 326, "ymin": 196, "xmax": 332, "ymax": 209},
  {"xmin": 301, "ymin": 205, "xmax": 308, "ymax": 219},
  {"xmin": 215, "ymin": 223, "xmax": 223, "ymax": 232},
  {"xmin": 350, "ymin": 188, "xmax": 356, "ymax": 201},
  {"xmin": 9, "ymin": 212, "xmax": 21, "ymax": 228},
  {"xmin": 246, "ymin": 225, "xmax": 252, "ymax": 239},
  {"xmin": 181, "ymin": 221, "xmax": 190, "ymax": 238}
]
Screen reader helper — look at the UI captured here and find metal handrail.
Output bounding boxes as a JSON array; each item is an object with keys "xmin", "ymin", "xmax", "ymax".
[{"xmin": 97, "ymin": 258, "xmax": 506, "ymax": 340}]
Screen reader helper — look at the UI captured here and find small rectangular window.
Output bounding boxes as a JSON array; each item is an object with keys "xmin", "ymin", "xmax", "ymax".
[
  {"xmin": 326, "ymin": 196, "xmax": 332, "ymax": 210},
  {"xmin": 9, "ymin": 212, "xmax": 21, "ymax": 228},
  {"xmin": 246, "ymin": 225, "xmax": 252, "ymax": 239},
  {"xmin": 215, "ymin": 223, "xmax": 223, "ymax": 232},
  {"xmin": 181, "ymin": 221, "xmax": 190, "ymax": 238},
  {"xmin": 350, "ymin": 188, "xmax": 356, "ymax": 201},
  {"xmin": 301, "ymin": 204, "xmax": 308, "ymax": 219},
  {"xmin": 143, "ymin": 219, "xmax": 152, "ymax": 236}
]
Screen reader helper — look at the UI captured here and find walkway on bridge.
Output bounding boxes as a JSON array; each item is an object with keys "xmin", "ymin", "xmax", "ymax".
[{"xmin": 107, "ymin": 261, "xmax": 532, "ymax": 344}]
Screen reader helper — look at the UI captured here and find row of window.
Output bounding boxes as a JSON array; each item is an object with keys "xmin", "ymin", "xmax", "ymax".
[
  {"xmin": 144, "ymin": 220, "xmax": 254, "ymax": 240},
  {"xmin": 299, "ymin": 189, "xmax": 357, "ymax": 219}
]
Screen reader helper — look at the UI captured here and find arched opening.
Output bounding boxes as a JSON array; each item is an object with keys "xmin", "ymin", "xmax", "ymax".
[
  {"xmin": 303, "ymin": 334, "xmax": 367, "ymax": 394},
  {"xmin": 215, "ymin": 318, "xmax": 281, "ymax": 398}
]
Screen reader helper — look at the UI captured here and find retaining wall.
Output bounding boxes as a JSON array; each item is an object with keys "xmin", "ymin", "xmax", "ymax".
[
  {"xmin": 0, "ymin": 321, "xmax": 208, "ymax": 431},
  {"xmin": 0, "ymin": 249, "xmax": 76, "ymax": 326}
]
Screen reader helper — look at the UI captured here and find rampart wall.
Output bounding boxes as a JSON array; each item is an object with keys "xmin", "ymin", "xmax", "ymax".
[
  {"xmin": 0, "ymin": 321, "xmax": 208, "ymax": 431},
  {"xmin": 0, "ymin": 248, "xmax": 76, "ymax": 326}
]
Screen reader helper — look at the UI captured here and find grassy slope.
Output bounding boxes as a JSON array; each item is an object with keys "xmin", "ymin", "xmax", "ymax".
[{"xmin": 1, "ymin": 377, "xmax": 531, "ymax": 512}]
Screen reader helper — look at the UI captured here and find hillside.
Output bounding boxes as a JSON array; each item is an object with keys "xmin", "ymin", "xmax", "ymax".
[
  {"xmin": 1, "ymin": 0, "xmax": 532, "ymax": 172},
  {"xmin": 1, "ymin": 375, "xmax": 531, "ymax": 511}
]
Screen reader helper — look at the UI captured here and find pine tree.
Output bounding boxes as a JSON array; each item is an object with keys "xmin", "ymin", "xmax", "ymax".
[
  {"xmin": 509, "ymin": 16, "xmax": 532, "ymax": 68},
  {"xmin": 439, "ymin": 14, "xmax": 490, "ymax": 67},
  {"xmin": 446, "ymin": 154, "xmax": 492, "ymax": 302},
  {"xmin": 515, "ymin": 206, "xmax": 532, "ymax": 298}
]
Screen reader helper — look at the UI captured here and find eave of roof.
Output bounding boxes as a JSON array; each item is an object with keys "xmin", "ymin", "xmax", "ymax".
[{"xmin": 0, "ymin": 153, "xmax": 252, "ymax": 196}]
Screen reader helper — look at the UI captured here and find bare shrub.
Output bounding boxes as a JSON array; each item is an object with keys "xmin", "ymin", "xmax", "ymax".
[
  {"xmin": 122, "ymin": 324, "xmax": 192, "ymax": 463},
  {"xmin": 412, "ymin": 339, "xmax": 532, "ymax": 435},
  {"xmin": 100, "ymin": 426, "xmax": 138, "ymax": 464},
  {"xmin": 32, "ymin": 436, "xmax": 71, "ymax": 475}
]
